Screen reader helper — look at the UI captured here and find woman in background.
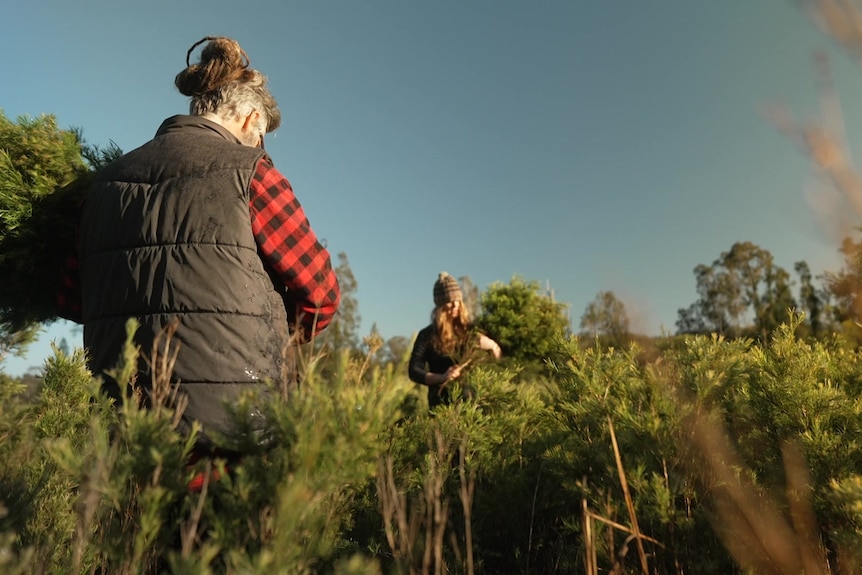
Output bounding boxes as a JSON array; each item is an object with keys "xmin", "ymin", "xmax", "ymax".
[{"xmin": 408, "ymin": 272, "xmax": 501, "ymax": 409}]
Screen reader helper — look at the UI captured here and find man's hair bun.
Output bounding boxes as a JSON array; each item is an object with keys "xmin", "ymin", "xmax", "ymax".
[{"xmin": 175, "ymin": 36, "xmax": 254, "ymax": 97}]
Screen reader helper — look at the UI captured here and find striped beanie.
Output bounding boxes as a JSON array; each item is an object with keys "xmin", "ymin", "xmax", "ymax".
[{"xmin": 433, "ymin": 272, "xmax": 463, "ymax": 306}]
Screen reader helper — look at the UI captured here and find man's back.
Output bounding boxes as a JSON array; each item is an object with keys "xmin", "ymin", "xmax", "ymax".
[
  {"xmin": 79, "ymin": 115, "xmax": 289, "ymax": 447},
  {"xmin": 59, "ymin": 36, "xmax": 340, "ymax": 453}
]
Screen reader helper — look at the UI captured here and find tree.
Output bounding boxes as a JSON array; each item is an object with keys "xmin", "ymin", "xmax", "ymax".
[
  {"xmin": 332, "ymin": 252, "xmax": 361, "ymax": 350},
  {"xmin": 476, "ymin": 276, "xmax": 569, "ymax": 365},
  {"xmin": 677, "ymin": 241, "xmax": 796, "ymax": 339},
  {"xmin": 794, "ymin": 260, "xmax": 833, "ymax": 338},
  {"xmin": 678, "ymin": 261, "xmax": 746, "ymax": 336},
  {"xmin": 579, "ymin": 290, "xmax": 630, "ymax": 346}
]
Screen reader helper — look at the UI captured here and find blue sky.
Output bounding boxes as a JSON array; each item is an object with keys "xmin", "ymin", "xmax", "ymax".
[{"xmin": 2, "ymin": 0, "xmax": 861, "ymax": 375}]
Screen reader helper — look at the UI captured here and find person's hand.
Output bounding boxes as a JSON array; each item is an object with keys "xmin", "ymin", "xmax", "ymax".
[
  {"xmin": 443, "ymin": 364, "xmax": 462, "ymax": 383},
  {"xmin": 478, "ymin": 334, "xmax": 502, "ymax": 360}
]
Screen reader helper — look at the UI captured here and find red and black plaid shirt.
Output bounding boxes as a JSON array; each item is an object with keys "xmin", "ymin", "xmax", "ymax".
[{"xmin": 57, "ymin": 158, "xmax": 340, "ymax": 341}]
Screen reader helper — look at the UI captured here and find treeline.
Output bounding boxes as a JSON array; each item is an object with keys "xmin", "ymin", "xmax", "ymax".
[
  {"xmin": 580, "ymin": 238, "xmax": 862, "ymax": 351},
  {"xmin": 674, "ymin": 239, "xmax": 862, "ymax": 342}
]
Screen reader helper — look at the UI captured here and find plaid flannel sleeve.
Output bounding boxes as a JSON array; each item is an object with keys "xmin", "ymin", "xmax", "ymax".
[{"xmin": 249, "ymin": 158, "xmax": 340, "ymax": 340}]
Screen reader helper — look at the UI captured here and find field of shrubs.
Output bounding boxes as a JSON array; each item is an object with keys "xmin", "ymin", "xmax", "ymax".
[{"xmin": 1, "ymin": 316, "xmax": 862, "ymax": 574}]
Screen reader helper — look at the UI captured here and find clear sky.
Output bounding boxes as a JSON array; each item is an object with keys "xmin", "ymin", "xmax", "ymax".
[{"xmin": 2, "ymin": 0, "xmax": 861, "ymax": 375}]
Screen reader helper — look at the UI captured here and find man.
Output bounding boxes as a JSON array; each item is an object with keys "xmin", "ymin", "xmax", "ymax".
[{"xmin": 58, "ymin": 36, "xmax": 340, "ymax": 453}]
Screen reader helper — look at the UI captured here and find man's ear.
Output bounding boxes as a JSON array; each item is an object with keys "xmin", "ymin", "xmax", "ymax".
[{"xmin": 241, "ymin": 110, "xmax": 261, "ymax": 131}]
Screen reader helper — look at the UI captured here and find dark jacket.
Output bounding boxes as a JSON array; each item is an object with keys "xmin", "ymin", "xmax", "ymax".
[
  {"xmin": 408, "ymin": 325, "xmax": 458, "ymax": 409},
  {"xmin": 78, "ymin": 115, "xmax": 291, "ymax": 448}
]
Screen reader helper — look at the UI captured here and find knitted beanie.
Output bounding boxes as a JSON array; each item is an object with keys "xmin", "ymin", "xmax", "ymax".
[{"xmin": 433, "ymin": 272, "xmax": 463, "ymax": 306}]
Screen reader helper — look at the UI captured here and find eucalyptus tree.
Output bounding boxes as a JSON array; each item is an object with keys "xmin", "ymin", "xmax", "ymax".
[{"xmin": 677, "ymin": 241, "xmax": 796, "ymax": 339}]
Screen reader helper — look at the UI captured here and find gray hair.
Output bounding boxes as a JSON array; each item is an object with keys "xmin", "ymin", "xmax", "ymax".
[{"xmin": 175, "ymin": 36, "xmax": 281, "ymax": 132}]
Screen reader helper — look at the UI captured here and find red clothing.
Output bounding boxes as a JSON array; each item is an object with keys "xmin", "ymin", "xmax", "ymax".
[
  {"xmin": 58, "ymin": 157, "xmax": 339, "ymax": 342},
  {"xmin": 249, "ymin": 157, "xmax": 339, "ymax": 338}
]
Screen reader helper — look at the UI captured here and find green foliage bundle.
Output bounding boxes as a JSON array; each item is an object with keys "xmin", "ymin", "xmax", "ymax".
[
  {"xmin": 0, "ymin": 111, "xmax": 87, "ymax": 333},
  {"xmin": 0, "ymin": 110, "xmax": 120, "ymax": 344}
]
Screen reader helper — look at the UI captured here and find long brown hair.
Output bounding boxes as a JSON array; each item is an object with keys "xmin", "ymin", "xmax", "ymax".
[{"xmin": 430, "ymin": 302, "xmax": 473, "ymax": 359}]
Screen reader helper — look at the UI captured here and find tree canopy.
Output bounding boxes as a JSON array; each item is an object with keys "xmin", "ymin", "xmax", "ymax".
[{"xmin": 676, "ymin": 241, "xmax": 796, "ymax": 339}]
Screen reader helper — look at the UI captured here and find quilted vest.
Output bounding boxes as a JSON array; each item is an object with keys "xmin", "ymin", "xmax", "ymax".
[{"xmin": 78, "ymin": 115, "xmax": 290, "ymax": 447}]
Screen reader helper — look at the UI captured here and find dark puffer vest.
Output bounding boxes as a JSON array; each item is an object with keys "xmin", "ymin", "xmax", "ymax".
[{"xmin": 79, "ymin": 115, "xmax": 290, "ymax": 448}]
